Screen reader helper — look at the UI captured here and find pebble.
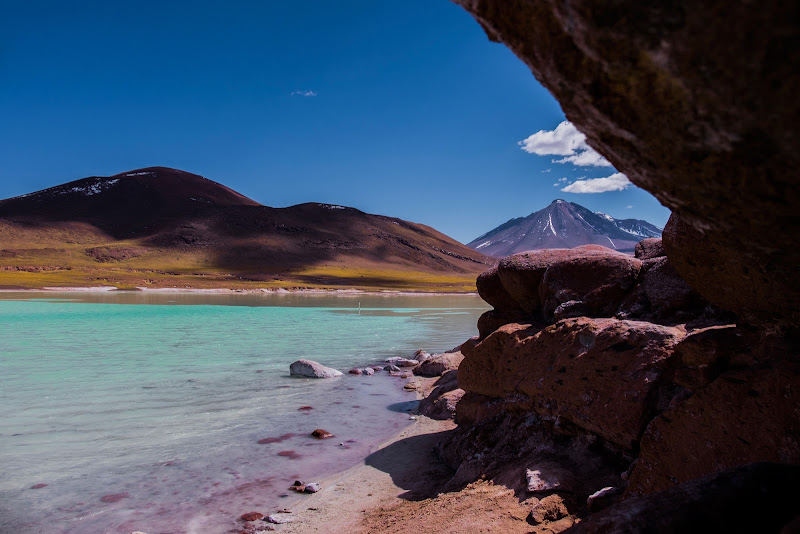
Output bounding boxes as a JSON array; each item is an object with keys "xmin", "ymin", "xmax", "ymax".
[
  {"xmin": 30, "ymin": 483, "xmax": 48, "ymax": 489},
  {"xmin": 348, "ymin": 368, "xmax": 363, "ymax": 375},
  {"xmin": 304, "ymin": 482, "xmax": 321, "ymax": 493},
  {"xmin": 298, "ymin": 406, "xmax": 313, "ymax": 411},
  {"xmin": 240, "ymin": 512, "xmax": 264, "ymax": 521},
  {"xmin": 311, "ymin": 429, "xmax": 335, "ymax": 439},
  {"xmin": 265, "ymin": 514, "xmax": 295, "ymax": 524}
]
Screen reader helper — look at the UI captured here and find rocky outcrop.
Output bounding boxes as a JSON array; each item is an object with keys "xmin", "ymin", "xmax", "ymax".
[
  {"xmin": 289, "ymin": 359, "xmax": 343, "ymax": 378},
  {"xmin": 459, "ymin": 318, "xmax": 685, "ymax": 451},
  {"xmin": 440, "ymin": 1, "xmax": 799, "ymax": 530},
  {"xmin": 452, "ymin": 0, "xmax": 800, "ymax": 331},
  {"xmin": 439, "ymin": 240, "xmax": 798, "ymax": 521},
  {"xmin": 417, "ymin": 370, "xmax": 463, "ymax": 420},
  {"xmin": 569, "ymin": 463, "xmax": 800, "ymax": 533},
  {"xmin": 476, "ymin": 244, "xmax": 708, "ymax": 335}
]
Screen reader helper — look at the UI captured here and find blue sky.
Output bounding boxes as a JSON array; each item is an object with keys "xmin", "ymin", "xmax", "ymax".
[{"xmin": 0, "ymin": 0, "xmax": 670, "ymax": 244}]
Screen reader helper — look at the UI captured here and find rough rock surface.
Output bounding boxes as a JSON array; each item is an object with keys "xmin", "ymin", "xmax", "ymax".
[
  {"xmin": 459, "ymin": 318, "xmax": 685, "ymax": 451},
  {"xmin": 452, "ymin": 0, "xmax": 800, "ymax": 329},
  {"xmin": 569, "ymin": 463, "xmax": 800, "ymax": 534},
  {"xmin": 627, "ymin": 362, "xmax": 800, "ymax": 496},
  {"xmin": 289, "ymin": 360, "xmax": 342, "ymax": 378},
  {"xmin": 418, "ymin": 370, "xmax": 463, "ymax": 420},
  {"xmin": 413, "ymin": 351, "xmax": 464, "ymax": 377}
]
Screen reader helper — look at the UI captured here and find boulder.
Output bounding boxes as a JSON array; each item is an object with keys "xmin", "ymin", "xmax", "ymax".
[
  {"xmin": 453, "ymin": 0, "xmax": 800, "ymax": 329},
  {"xmin": 539, "ymin": 250, "xmax": 642, "ymax": 319},
  {"xmin": 476, "ymin": 309, "xmax": 528, "ymax": 340},
  {"xmin": 528, "ymin": 494, "xmax": 569, "ymax": 525},
  {"xmin": 634, "ymin": 238, "xmax": 664, "ymax": 260},
  {"xmin": 638, "ymin": 255, "xmax": 705, "ymax": 318},
  {"xmin": 413, "ymin": 351, "xmax": 464, "ymax": 377},
  {"xmin": 418, "ymin": 371, "xmax": 464, "ymax": 420},
  {"xmin": 289, "ymin": 360, "xmax": 342, "ymax": 379},
  {"xmin": 476, "ymin": 266, "xmax": 521, "ymax": 311},
  {"xmin": 493, "ymin": 247, "xmax": 641, "ymax": 321},
  {"xmin": 459, "ymin": 318, "xmax": 685, "ymax": 451}
]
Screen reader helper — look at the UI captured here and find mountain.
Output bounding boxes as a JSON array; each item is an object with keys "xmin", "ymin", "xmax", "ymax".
[
  {"xmin": 467, "ymin": 199, "xmax": 662, "ymax": 257},
  {"xmin": 0, "ymin": 167, "xmax": 492, "ymax": 291}
]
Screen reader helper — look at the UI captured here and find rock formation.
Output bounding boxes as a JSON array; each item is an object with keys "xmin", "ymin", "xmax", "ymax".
[
  {"xmin": 441, "ymin": 2, "xmax": 799, "ymax": 530},
  {"xmin": 452, "ymin": 0, "xmax": 800, "ymax": 331},
  {"xmin": 436, "ymin": 242, "xmax": 799, "ymax": 530}
]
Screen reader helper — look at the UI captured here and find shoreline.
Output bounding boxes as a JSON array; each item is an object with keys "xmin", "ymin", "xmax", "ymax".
[{"xmin": 0, "ymin": 286, "xmax": 478, "ymax": 297}]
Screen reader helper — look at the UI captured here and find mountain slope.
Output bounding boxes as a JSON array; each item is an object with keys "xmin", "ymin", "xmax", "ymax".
[
  {"xmin": 468, "ymin": 200, "xmax": 661, "ymax": 257},
  {"xmin": 0, "ymin": 167, "xmax": 492, "ymax": 290}
]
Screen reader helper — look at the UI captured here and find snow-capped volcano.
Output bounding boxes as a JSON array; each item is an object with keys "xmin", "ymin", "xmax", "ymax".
[{"xmin": 467, "ymin": 199, "xmax": 662, "ymax": 257}]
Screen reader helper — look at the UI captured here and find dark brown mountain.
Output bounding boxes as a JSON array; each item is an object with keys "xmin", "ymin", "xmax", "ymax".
[
  {"xmin": 467, "ymin": 199, "xmax": 661, "ymax": 257},
  {"xmin": 0, "ymin": 167, "xmax": 491, "ymax": 290}
]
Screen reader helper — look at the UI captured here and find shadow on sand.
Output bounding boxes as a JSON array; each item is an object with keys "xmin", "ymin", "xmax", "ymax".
[{"xmin": 364, "ymin": 428, "xmax": 456, "ymax": 501}]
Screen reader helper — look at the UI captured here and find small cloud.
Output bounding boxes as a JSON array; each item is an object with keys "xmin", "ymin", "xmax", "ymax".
[
  {"xmin": 552, "ymin": 182, "xmax": 560, "ymax": 187},
  {"xmin": 557, "ymin": 177, "xmax": 568, "ymax": 183},
  {"xmin": 541, "ymin": 168, "xmax": 552, "ymax": 173},
  {"xmin": 561, "ymin": 172, "xmax": 631, "ymax": 194},
  {"xmin": 519, "ymin": 121, "xmax": 612, "ymax": 167},
  {"xmin": 626, "ymin": 205, "xmax": 633, "ymax": 209},
  {"xmin": 291, "ymin": 90, "xmax": 318, "ymax": 97}
]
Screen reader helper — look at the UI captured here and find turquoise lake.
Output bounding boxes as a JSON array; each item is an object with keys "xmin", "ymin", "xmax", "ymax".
[{"xmin": 0, "ymin": 291, "xmax": 488, "ymax": 534}]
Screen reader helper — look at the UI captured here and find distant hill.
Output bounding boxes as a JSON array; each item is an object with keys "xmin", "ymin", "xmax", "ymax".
[
  {"xmin": 468, "ymin": 199, "xmax": 662, "ymax": 257},
  {"xmin": 0, "ymin": 167, "xmax": 492, "ymax": 291}
]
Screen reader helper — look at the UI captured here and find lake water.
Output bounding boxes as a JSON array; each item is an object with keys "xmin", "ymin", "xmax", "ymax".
[{"xmin": 0, "ymin": 291, "xmax": 488, "ymax": 534}]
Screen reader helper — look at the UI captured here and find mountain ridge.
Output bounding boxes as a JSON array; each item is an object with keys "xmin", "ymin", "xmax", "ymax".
[
  {"xmin": 0, "ymin": 167, "xmax": 492, "ymax": 291},
  {"xmin": 468, "ymin": 199, "xmax": 662, "ymax": 257}
]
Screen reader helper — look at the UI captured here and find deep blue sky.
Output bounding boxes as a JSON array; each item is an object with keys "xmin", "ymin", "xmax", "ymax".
[{"xmin": 0, "ymin": 0, "xmax": 670, "ymax": 243}]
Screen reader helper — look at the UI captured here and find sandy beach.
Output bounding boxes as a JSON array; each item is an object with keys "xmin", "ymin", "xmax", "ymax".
[{"xmin": 242, "ymin": 379, "xmax": 549, "ymax": 534}]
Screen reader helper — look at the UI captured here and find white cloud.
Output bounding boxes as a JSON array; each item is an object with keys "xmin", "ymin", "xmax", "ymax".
[
  {"xmin": 291, "ymin": 90, "xmax": 318, "ymax": 97},
  {"xmin": 626, "ymin": 205, "xmax": 633, "ymax": 209},
  {"xmin": 554, "ymin": 150, "xmax": 611, "ymax": 167},
  {"xmin": 519, "ymin": 121, "xmax": 612, "ymax": 167},
  {"xmin": 557, "ymin": 177, "xmax": 568, "ymax": 183},
  {"xmin": 561, "ymin": 172, "xmax": 631, "ymax": 193},
  {"xmin": 541, "ymin": 168, "xmax": 551, "ymax": 173}
]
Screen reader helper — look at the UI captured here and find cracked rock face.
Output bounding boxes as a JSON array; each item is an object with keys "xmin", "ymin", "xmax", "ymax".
[{"xmin": 453, "ymin": 0, "xmax": 800, "ymax": 329}]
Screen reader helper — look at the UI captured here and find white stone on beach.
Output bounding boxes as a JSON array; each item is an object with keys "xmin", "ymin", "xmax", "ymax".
[
  {"xmin": 304, "ymin": 482, "xmax": 321, "ymax": 493},
  {"xmin": 266, "ymin": 514, "xmax": 295, "ymax": 524},
  {"xmin": 290, "ymin": 359, "xmax": 343, "ymax": 378}
]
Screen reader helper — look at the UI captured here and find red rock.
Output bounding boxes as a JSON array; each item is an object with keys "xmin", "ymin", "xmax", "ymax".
[
  {"xmin": 476, "ymin": 266, "xmax": 521, "ymax": 311},
  {"xmin": 240, "ymin": 512, "xmax": 264, "ymax": 522},
  {"xmin": 538, "ymin": 249, "xmax": 641, "ymax": 319},
  {"xmin": 634, "ymin": 238, "xmax": 664, "ymax": 260},
  {"xmin": 348, "ymin": 368, "xmax": 363, "ymax": 375},
  {"xmin": 627, "ymin": 362, "xmax": 800, "ymax": 497},
  {"xmin": 311, "ymin": 429, "xmax": 334, "ymax": 439},
  {"xmin": 476, "ymin": 309, "xmax": 528, "ymax": 340},
  {"xmin": 30, "ymin": 483, "xmax": 48, "ymax": 489},
  {"xmin": 298, "ymin": 406, "xmax": 313, "ymax": 411},
  {"xmin": 459, "ymin": 318, "xmax": 685, "ymax": 450},
  {"xmin": 100, "ymin": 493, "xmax": 129, "ymax": 503},
  {"xmin": 528, "ymin": 494, "xmax": 569, "ymax": 525},
  {"xmin": 277, "ymin": 450, "xmax": 301, "ymax": 459},
  {"xmin": 412, "ymin": 351, "xmax": 464, "ymax": 377}
]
